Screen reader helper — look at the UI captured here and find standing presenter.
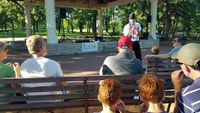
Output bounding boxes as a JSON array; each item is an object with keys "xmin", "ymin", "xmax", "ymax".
[{"xmin": 123, "ymin": 13, "xmax": 142, "ymax": 61}]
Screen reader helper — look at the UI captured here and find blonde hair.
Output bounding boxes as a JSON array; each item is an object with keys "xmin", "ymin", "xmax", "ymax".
[
  {"xmin": 26, "ymin": 35, "xmax": 45, "ymax": 54},
  {"xmin": 151, "ymin": 46, "xmax": 160, "ymax": 55},
  {"xmin": 98, "ymin": 79, "xmax": 122, "ymax": 106}
]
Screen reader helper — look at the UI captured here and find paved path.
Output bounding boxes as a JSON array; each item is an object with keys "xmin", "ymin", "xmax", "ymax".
[{"xmin": 5, "ymin": 41, "xmax": 172, "ymax": 76}]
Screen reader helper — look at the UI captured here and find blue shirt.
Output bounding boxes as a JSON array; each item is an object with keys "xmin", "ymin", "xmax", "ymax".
[
  {"xmin": 177, "ymin": 77, "xmax": 200, "ymax": 113},
  {"xmin": 167, "ymin": 45, "xmax": 183, "ymax": 57}
]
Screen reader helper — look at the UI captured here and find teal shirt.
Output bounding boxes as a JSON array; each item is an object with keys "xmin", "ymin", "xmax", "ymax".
[{"xmin": 0, "ymin": 63, "xmax": 15, "ymax": 104}]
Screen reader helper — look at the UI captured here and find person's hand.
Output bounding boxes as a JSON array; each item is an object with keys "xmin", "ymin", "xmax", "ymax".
[
  {"xmin": 144, "ymin": 55, "xmax": 152, "ymax": 59},
  {"xmin": 12, "ymin": 62, "xmax": 20, "ymax": 78},
  {"xmin": 133, "ymin": 29, "xmax": 139, "ymax": 36},
  {"xmin": 129, "ymin": 49, "xmax": 135, "ymax": 57},
  {"xmin": 139, "ymin": 102, "xmax": 148, "ymax": 113},
  {"xmin": 171, "ymin": 70, "xmax": 184, "ymax": 92},
  {"xmin": 115, "ymin": 99, "xmax": 125, "ymax": 113}
]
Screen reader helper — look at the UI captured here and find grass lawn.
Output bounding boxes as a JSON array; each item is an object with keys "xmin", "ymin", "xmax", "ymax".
[{"xmin": 0, "ymin": 29, "xmax": 121, "ymax": 41}]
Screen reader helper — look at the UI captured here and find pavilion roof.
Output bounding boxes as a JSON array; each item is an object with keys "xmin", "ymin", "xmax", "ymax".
[{"xmin": 17, "ymin": 0, "xmax": 135, "ymax": 10}]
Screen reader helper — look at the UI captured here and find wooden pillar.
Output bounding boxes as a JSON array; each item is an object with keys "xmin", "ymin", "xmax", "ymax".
[
  {"xmin": 45, "ymin": 0, "xmax": 57, "ymax": 44},
  {"xmin": 24, "ymin": 0, "xmax": 32, "ymax": 38},
  {"xmin": 97, "ymin": 9, "xmax": 103, "ymax": 37},
  {"xmin": 149, "ymin": 0, "xmax": 158, "ymax": 40}
]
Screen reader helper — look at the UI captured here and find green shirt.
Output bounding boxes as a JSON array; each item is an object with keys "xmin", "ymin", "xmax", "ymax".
[{"xmin": 0, "ymin": 63, "xmax": 15, "ymax": 104}]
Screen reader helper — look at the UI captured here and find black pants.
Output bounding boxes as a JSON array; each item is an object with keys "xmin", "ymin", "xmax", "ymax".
[{"xmin": 132, "ymin": 41, "xmax": 142, "ymax": 61}]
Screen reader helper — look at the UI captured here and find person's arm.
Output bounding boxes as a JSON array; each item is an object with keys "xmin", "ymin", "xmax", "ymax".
[
  {"xmin": 123, "ymin": 25, "xmax": 129, "ymax": 36},
  {"xmin": 56, "ymin": 63, "xmax": 66, "ymax": 86},
  {"xmin": 145, "ymin": 54, "xmax": 170, "ymax": 60},
  {"xmin": 137, "ymin": 60, "xmax": 144, "ymax": 74},
  {"xmin": 139, "ymin": 102, "xmax": 148, "ymax": 113},
  {"xmin": 8, "ymin": 63, "xmax": 22, "ymax": 95},
  {"xmin": 99, "ymin": 65, "xmax": 104, "ymax": 75},
  {"xmin": 12, "ymin": 63, "xmax": 20, "ymax": 78},
  {"xmin": 116, "ymin": 99, "xmax": 126, "ymax": 113},
  {"xmin": 99, "ymin": 58, "xmax": 113, "ymax": 75},
  {"xmin": 171, "ymin": 70, "xmax": 184, "ymax": 113},
  {"xmin": 99, "ymin": 64, "xmax": 112, "ymax": 75}
]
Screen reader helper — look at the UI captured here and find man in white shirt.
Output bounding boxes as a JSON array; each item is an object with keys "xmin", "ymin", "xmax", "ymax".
[
  {"xmin": 123, "ymin": 13, "xmax": 142, "ymax": 61},
  {"xmin": 20, "ymin": 35, "xmax": 65, "ymax": 103}
]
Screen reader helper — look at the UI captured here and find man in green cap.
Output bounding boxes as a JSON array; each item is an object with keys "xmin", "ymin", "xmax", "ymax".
[{"xmin": 171, "ymin": 43, "xmax": 200, "ymax": 112}]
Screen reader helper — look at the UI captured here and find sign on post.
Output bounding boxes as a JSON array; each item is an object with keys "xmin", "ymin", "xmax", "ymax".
[{"xmin": 82, "ymin": 42, "xmax": 98, "ymax": 53}]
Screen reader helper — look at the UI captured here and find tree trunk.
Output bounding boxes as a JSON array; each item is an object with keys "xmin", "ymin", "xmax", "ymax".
[
  {"xmin": 32, "ymin": 19, "xmax": 35, "ymax": 34},
  {"xmin": 79, "ymin": 19, "xmax": 83, "ymax": 34},
  {"xmin": 105, "ymin": 10, "xmax": 109, "ymax": 32},
  {"xmin": 36, "ymin": 21, "xmax": 39, "ymax": 33},
  {"xmin": 112, "ymin": 27, "xmax": 115, "ymax": 34},
  {"xmin": 70, "ymin": 14, "xmax": 74, "ymax": 33},
  {"xmin": 162, "ymin": 0, "xmax": 170, "ymax": 40},
  {"xmin": 92, "ymin": 11, "xmax": 97, "ymax": 35},
  {"xmin": 57, "ymin": 18, "xmax": 61, "ymax": 34}
]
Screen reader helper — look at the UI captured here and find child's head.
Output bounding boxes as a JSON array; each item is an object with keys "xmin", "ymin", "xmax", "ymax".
[
  {"xmin": 139, "ymin": 74, "xmax": 164, "ymax": 103},
  {"xmin": 98, "ymin": 79, "xmax": 122, "ymax": 106},
  {"xmin": 151, "ymin": 46, "xmax": 160, "ymax": 55}
]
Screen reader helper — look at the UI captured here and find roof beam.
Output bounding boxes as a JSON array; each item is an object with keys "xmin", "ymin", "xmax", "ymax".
[
  {"xmin": 105, "ymin": 0, "xmax": 136, "ymax": 9},
  {"xmin": 29, "ymin": 0, "xmax": 135, "ymax": 10},
  {"xmin": 55, "ymin": 0, "xmax": 105, "ymax": 10},
  {"xmin": 30, "ymin": 0, "xmax": 106, "ymax": 10}
]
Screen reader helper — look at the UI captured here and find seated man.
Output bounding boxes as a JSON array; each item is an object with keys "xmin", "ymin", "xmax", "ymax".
[
  {"xmin": 139, "ymin": 74, "xmax": 166, "ymax": 113},
  {"xmin": 20, "ymin": 35, "xmax": 64, "ymax": 103},
  {"xmin": 171, "ymin": 43, "xmax": 200, "ymax": 112},
  {"xmin": 99, "ymin": 36, "xmax": 144, "ymax": 75},
  {"xmin": 145, "ymin": 34, "xmax": 187, "ymax": 60},
  {"xmin": 0, "ymin": 41, "xmax": 20, "ymax": 104},
  {"xmin": 96, "ymin": 79, "xmax": 125, "ymax": 113}
]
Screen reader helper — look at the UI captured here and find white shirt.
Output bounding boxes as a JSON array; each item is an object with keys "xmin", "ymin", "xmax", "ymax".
[
  {"xmin": 20, "ymin": 57, "xmax": 64, "ymax": 103},
  {"xmin": 123, "ymin": 22, "xmax": 141, "ymax": 41}
]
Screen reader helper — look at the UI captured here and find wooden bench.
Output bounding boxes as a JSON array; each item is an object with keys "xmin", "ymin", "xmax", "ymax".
[
  {"xmin": 145, "ymin": 58, "xmax": 180, "ymax": 75},
  {"xmin": 0, "ymin": 75, "xmax": 178, "ymax": 113}
]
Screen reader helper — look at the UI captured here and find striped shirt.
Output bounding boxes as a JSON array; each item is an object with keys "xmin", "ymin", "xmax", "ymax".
[{"xmin": 177, "ymin": 77, "xmax": 200, "ymax": 113}]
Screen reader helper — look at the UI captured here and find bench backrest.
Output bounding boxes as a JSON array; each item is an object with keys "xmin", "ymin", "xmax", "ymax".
[
  {"xmin": 146, "ymin": 58, "xmax": 180, "ymax": 75},
  {"xmin": 0, "ymin": 75, "xmax": 177, "ymax": 113}
]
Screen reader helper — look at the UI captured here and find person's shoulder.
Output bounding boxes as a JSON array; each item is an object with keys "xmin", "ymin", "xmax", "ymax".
[
  {"xmin": 104, "ymin": 55, "xmax": 117, "ymax": 63},
  {"xmin": 21, "ymin": 58, "xmax": 34, "ymax": 66},
  {"xmin": 105, "ymin": 55, "xmax": 117, "ymax": 59},
  {"xmin": 22, "ymin": 58, "xmax": 34, "ymax": 63},
  {"xmin": 0, "ymin": 64, "xmax": 13, "ymax": 70},
  {"xmin": 135, "ymin": 22, "xmax": 140, "ymax": 25},
  {"xmin": 124, "ymin": 23, "xmax": 129, "ymax": 28},
  {"xmin": 0, "ymin": 64, "xmax": 14, "ymax": 77},
  {"xmin": 135, "ymin": 22, "xmax": 141, "ymax": 27},
  {"xmin": 45, "ymin": 58, "xmax": 60, "ymax": 65},
  {"xmin": 185, "ymin": 78, "xmax": 200, "ymax": 91},
  {"xmin": 132, "ymin": 58, "xmax": 142, "ymax": 63}
]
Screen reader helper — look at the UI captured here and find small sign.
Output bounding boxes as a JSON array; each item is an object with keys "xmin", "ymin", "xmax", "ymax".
[{"xmin": 82, "ymin": 42, "xmax": 98, "ymax": 52}]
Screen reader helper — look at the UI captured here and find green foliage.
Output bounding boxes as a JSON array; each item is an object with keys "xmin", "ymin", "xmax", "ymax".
[{"xmin": 0, "ymin": 0, "xmax": 200, "ymax": 40}]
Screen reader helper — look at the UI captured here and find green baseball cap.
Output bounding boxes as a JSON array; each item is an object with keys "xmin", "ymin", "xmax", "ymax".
[{"xmin": 171, "ymin": 43, "xmax": 200, "ymax": 66}]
